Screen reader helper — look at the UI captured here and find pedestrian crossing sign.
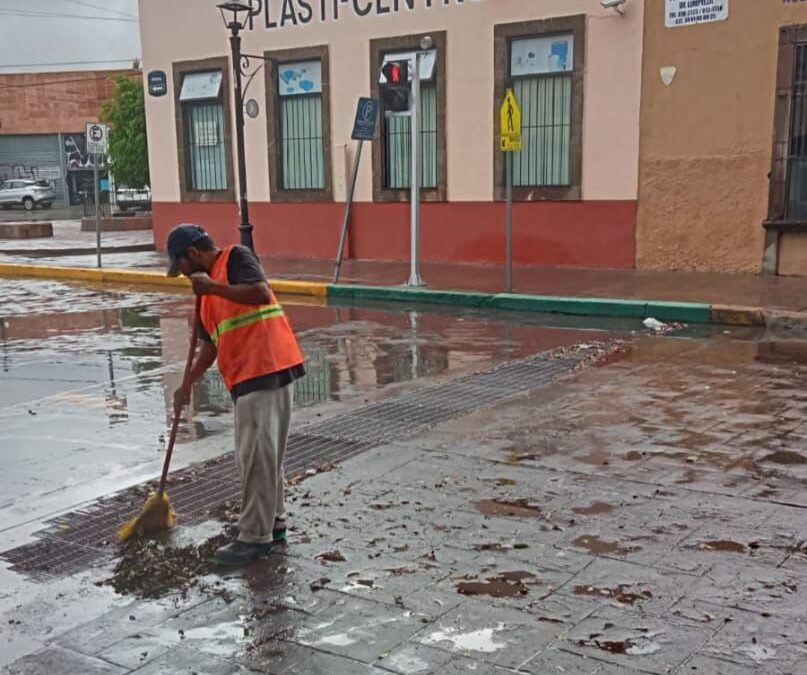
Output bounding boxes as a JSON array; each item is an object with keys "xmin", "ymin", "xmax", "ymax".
[{"xmin": 500, "ymin": 89, "xmax": 522, "ymax": 152}]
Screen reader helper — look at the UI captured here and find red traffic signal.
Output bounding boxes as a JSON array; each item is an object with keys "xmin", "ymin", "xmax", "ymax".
[{"xmin": 382, "ymin": 60, "xmax": 409, "ymax": 88}]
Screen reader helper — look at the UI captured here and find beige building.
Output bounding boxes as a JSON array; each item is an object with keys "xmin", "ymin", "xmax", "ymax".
[
  {"xmin": 139, "ymin": 0, "xmax": 644, "ymax": 269},
  {"xmin": 638, "ymin": 0, "xmax": 807, "ymax": 275},
  {"xmin": 139, "ymin": 0, "xmax": 807, "ymax": 275}
]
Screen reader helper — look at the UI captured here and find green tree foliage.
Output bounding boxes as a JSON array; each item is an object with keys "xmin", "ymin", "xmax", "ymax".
[{"xmin": 101, "ymin": 76, "xmax": 149, "ymax": 188}]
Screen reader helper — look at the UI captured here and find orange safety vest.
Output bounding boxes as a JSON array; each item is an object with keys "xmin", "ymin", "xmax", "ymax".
[{"xmin": 199, "ymin": 246, "xmax": 304, "ymax": 391}]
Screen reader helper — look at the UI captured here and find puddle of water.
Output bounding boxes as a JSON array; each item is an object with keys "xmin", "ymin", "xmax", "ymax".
[
  {"xmin": 572, "ymin": 502, "xmax": 615, "ymax": 516},
  {"xmin": 573, "ymin": 585, "xmax": 653, "ymax": 606},
  {"xmin": 385, "ymin": 651, "xmax": 431, "ymax": 674},
  {"xmin": 456, "ymin": 571, "xmax": 538, "ymax": 598},
  {"xmin": 573, "ymin": 535, "xmax": 640, "ymax": 557},
  {"xmin": 474, "ymin": 499, "xmax": 542, "ymax": 518},
  {"xmin": 694, "ymin": 540, "xmax": 747, "ymax": 554},
  {"xmin": 318, "ymin": 633, "xmax": 357, "ymax": 647},
  {"xmin": 423, "ymin": 623, "xmax": 507, "ymax": 653},
  {"xmin": 183, "ymin": 620, "xmax": 246, "ymax": 642}
]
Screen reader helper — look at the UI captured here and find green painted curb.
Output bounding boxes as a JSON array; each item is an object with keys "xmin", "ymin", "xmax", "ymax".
[
  {"xmin": 327, "ymin": 284, "xmax": 715, "ymax": 324},
  {"xmin": 328, "ymin": 284, "xmax": 492, "ymax": 308},
  {"xmin": 492, "ymin": 294, "xmax": 647, "ymax": 318},
  {"xmin": 646, "ymin": 301, "xmax": 712, "ymax": 324}
]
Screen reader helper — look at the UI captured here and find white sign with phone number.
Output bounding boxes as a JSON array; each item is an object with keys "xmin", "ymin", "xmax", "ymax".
[{"xmin": 666, "ymin": 0, "xmax": 728, "ymax": 28}]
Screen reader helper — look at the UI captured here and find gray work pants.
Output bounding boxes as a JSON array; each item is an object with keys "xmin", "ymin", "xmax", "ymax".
[{"xmin": 233, "ymin": 384, "xmax": 292, "ymax": 544}]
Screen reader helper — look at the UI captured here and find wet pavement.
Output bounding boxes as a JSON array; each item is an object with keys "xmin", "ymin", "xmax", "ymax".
[{"xmin": 1, "ymin": 279, "xmax": 806, "ymax": 674}]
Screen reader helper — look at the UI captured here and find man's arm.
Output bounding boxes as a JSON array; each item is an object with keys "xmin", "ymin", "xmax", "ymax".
[
  {"xmin": 173, "ymin": 340, "xmax": 217, "ymax": 411},
  {"xmin": 202, "ymin": 277, "xmax": 271, "ymax": 306}
]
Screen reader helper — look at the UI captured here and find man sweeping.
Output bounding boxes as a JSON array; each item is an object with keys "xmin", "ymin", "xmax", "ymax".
[{"xmin": 167, "ymin": 224, "xmax": 305, "ymax": 566}]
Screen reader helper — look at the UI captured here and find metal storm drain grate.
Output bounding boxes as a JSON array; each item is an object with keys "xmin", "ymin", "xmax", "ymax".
[{"xmin": 0, "ymin": 352, "xmax": 576, "ymax": 579}]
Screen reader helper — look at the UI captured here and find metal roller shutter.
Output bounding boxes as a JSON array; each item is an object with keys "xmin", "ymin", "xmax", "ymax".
[{"xmin": 0, "ymin": 135, "xmax": 66, "ymax": 206}]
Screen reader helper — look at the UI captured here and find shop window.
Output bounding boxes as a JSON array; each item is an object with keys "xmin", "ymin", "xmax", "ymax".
[
  {"xmin": 370, "ymin": 32, "xmax": 447, "ymax": 202},
  {"xmin": 494, "ymin": 17, "xmax": 584, "ymax": 201},
  {"xmin": 265, "ymin": 46, "xmax": 332, "ymax": 202},
  {"xmin": 173, "ymin": 57, "xmax": 234, "ymax": 203}
]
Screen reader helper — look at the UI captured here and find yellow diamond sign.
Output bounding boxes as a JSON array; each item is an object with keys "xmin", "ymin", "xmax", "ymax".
[{"xmin": 500, "ymin": 88, "xmax": 522, "ymax": 152}]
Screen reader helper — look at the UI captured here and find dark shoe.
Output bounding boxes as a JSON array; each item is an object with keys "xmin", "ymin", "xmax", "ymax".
[
  {"xmin": 213, "ymin": 540, "xmax": 272, "ymax": 566},
  {"xmin": 227, "ymin": 524, "xmax": 287, "ymax": 544}
]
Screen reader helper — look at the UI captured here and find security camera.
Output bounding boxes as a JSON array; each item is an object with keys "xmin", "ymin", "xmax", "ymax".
[{"xmin": 601, "ymin": 0, "xmax": 626, "ymax": 14}]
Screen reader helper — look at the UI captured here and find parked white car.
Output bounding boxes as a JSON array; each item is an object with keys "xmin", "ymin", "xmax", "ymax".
[
  {"xmin": 115, "ymin": 186, "xmax": 151, "ymax": 212},
  {"xmin": 0, "ymin": 179, "xmax": 56, "ymax": 211}
]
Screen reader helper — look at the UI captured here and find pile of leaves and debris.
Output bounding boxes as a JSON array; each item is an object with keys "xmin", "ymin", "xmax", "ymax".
[
  {"xmin": 548, "ymin": 338, "xmax": 631, "ymax": 371},
  {"xmin": 101, "ymin": 533, "xmax": 230, "ymax": 600}
]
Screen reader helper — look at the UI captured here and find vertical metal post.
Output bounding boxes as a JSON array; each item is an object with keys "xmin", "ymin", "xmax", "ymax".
[
  {"xmin": 506, "ymin": 152, "xmax": 513, "ymax": 293},
  {"xmin": 229, "ymin": 22, "xmax": 255, "ymax": 252},
  {"xmin": 94, "ymin": 153, "xmax": 102, "ymax": 269},
  {"xmin": 407, "ymin": 51, "xmax": 424, "ymax": 287},
  {"xmin": 333, "ymin": 140, "xmax": 364, "ymax": 284}
]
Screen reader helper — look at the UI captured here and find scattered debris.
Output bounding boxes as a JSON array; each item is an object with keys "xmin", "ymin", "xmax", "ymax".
[
  {"xmin": 102, "ymin": 534, "xmax": 230, "ymax": 599},
  {"xmin": 692, "ymin": 540, "xmax": 747, "ymax": 554},
  {"xmin": 574, "ymin": 585, "xmax": 653, "ymax": 606},
  {"xmin": 572, "ymin": 502, "xmax": 616, "ymax": 516},
  {"xmin": 316, "ymin": 550, "xmax": 346, "ymax": 564},
  {"xmin": 456, "ymin": 571, "xmax": 539, "ymax": 598},
  {"xmin": 474, "ymin": 499, "xmax": 542, "ymax": 518},
  {"xmin": 310, "ymin": 577, "xmax": 331, "ymax": 591},
  {"xmin": 573, "ymin": 535, "xmax": 640, "ymax": 557}
]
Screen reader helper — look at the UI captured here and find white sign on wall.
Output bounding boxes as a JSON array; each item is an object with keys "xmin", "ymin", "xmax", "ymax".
[
  {"xmin": 666, "ymin": 0, "xmax": 729, "ymax": 28},
  {"xmin": 278, "ymin": 60, "xmax": 322, "ymax": 97},
  {"xmin": 511, "ymin": 35, "xmax": 573, "ymax": 77}
]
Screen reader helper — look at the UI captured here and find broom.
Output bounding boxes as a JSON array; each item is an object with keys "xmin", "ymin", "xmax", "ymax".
[{"xmin": 118, "ymin": 296, "xmax": 201, "ymax": 543}]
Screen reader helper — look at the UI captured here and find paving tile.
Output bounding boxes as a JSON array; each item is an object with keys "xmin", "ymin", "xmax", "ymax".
[
  {"xmin": 562, "ymin": 607, "xmax": 714, "ymax": 675},
  {"xmin": 412, "ymin": 604, "xmax": 566, "ymax": 670},
  {"xmin": 3, "ymin": 645, "xmax": 126, "ymax": 675},
  {"xmin": 283, "ymin": 595, "xmax": 426, "ymax": 663}
]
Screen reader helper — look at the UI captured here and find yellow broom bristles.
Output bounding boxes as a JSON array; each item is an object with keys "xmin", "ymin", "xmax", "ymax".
[{"xmin": 117, "ymin": 492, "xmax": 176, "ymax": 543}]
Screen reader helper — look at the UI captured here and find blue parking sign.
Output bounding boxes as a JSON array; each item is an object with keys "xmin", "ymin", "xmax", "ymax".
[{"xmin": 351, "ymin": 98, "xmax": 380, "ymax": 141}]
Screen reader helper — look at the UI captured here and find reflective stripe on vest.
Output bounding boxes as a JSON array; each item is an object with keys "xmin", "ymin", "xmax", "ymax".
[{"xmin": 209, "ymin": 304, "xmax": 285, "ymax": 346}]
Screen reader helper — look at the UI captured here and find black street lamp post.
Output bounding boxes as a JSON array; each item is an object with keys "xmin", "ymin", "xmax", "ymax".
[{"xmin": 218, "ymin": 1, "xmax": 257, "ymax": 251}]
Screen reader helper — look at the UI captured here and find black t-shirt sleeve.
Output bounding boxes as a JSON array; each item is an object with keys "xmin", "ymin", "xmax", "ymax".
[
  {"xmin": 198, "ymin": 323, "xmax": 212, "ymax": 343},
  {"xmin": 226, "ymin": 245, "xmax": 267, "ymax": 285}
]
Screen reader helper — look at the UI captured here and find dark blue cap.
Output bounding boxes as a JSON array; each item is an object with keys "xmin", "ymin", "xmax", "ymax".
[{"xmin": 166, "ymin": 224, "xmax": 211, "ymax": 276}]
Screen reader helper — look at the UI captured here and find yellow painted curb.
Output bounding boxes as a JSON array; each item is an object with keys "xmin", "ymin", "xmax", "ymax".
[
  {"xmin": 711, "ymin": 305, "xmax": 765, "ymax": 326},
  {"xmin": 270, "ymin": 279, "xmax": 328, "ymax": 297},
  {"xmin": 0, "ymin": 262, "xmax": 328, "ymax": 297}
]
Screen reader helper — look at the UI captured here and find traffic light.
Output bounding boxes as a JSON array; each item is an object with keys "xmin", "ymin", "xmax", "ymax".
[{"xmin": 380, "ymin": 60, "xmax": 410, "ymax": 112}]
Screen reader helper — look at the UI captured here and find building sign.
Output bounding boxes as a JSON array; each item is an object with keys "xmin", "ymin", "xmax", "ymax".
[
  {"xmin": 511, "ymin": 35, "xmax": 573, "ymax": 76},
  {"xmin": 247, "ymin": 0, "xmax": 474, "ymax": 31},
  {"xmin": 86, "ymin": 123, "xmax": 108, "ymax": 155},
  {"xmin": 148, "ymin": 70, "xmax": 167, "ymax": 97},
  {"xmin": 180, "ymin": 71, "xmax": 222, "ymax": 102},
  {"xmin": 666, "ymin": 0, "xmax": 729, "ymax": 28},
  {"xmin": 351, "ymin": 98, "xmax": 380, "ymax": 141},
  {"xmin": 500, "ymin": 89, "xmax": 522, "ymax": 153}
]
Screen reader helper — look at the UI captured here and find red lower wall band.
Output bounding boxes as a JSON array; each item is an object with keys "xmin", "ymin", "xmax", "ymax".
[{"xmin": 152, "ymin": 200, "xmax": 637, "ymax": 269}]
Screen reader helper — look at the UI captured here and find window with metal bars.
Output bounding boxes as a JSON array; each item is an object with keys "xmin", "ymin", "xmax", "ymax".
[
  {"xmin": 383, "ymin": 85, "xmax": 438, "ymax": 189},
  {"xmin": 787, "ymin": 44, "xmax": 807, "ymax": 219},
  {"xmin": 509, "ymin": 35, "xmax": 573, "ymax": 188},
  {"xmin": 184, "ymin": 102, "xmax": 228, "ymax": 191},
  {"xmin": 278, "ymin": 60, "xmax": 325, "ymax": 191},
  {"xmin": 179, "ymin": 70, "xmax": 228, "ymax": 192}
]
